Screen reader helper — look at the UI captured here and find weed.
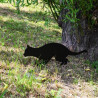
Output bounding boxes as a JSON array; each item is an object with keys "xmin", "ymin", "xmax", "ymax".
[
  {"xmin": 92, "ymin": 61, "xmax": 98, "ymax": 73},
  {"xmin": 0, "ymin": 89, "xmax": 7, "ymax": 98},
  {"xmin": 73, "ymin": 78, "xmax": 78, "ymax": 84}
]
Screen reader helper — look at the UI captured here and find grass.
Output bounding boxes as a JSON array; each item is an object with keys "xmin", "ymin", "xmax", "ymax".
[{"xmin": 0, "ymin": 2, "xmax": 98, "ymax": 98}]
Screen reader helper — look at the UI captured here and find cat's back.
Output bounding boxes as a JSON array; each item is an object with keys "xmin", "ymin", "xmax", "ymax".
[
  {"xmin": 40, "ymin": 43, "xmax": 69, "ymax": 51},
  {"xmin": 40, "ymin": 43, "xmax": 62, "ymax": 48}
]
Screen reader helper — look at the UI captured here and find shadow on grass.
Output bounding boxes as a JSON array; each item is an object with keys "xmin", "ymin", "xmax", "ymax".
[
  {"xmin": 0, "ymin": 19, "xmax": 44, "ymax": 33},
  {"xmin": 0, "ymin": 18, "xmax": 61, "ymax": 48},
  {"xmin": 0, "ymin": 5, "xmax": 61, "ymax": 47},
  {"xmin": 46, "ymin": 57, "xmax": 98, "ymax": 83},
  {"xmin": 0, "ymin": 49, "xmax": 98, "ymax": 84},
  {"xmin": 0, "ymin": 6, "xmax": 53, "ymax": 22},
  {"xmin": 0, "ymin": 50, "xmax": 32, "ymax": 65},
  {"xmin": 0, "ymin": 5, "xmax": 54, "ymax": 33}
]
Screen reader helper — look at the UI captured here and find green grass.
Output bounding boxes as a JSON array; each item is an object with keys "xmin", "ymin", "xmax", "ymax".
[{"xmin": 0, "ymin": 3, "xmax": 98, "ymax": 98}]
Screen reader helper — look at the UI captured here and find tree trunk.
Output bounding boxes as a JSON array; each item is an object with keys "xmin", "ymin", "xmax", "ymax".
[{"xmin": 58, "ymin": 9, "xmax": 98, "ymax": 61}]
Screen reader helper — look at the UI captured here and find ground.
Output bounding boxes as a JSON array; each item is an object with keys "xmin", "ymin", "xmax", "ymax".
[{"xmin": 0, "ymin": 3, "xmax": 98, "ymax": 98}]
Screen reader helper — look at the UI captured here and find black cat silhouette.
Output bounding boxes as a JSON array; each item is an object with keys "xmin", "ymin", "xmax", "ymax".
[{"xmin": 24, "ymin": 43, "xmax": 87, "ymax": 65}]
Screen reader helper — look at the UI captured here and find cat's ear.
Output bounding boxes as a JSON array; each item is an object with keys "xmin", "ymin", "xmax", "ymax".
[{"xmin": 27, "ymin": 45, "xmax": 30, "ymax": 48}]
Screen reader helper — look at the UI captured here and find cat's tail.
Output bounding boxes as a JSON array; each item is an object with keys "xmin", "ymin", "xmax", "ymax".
[{"xmin": 69, "ymin": 50, "xmax": 87, "ymax": 55}]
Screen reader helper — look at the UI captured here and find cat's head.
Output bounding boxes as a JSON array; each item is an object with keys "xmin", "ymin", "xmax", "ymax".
[{"xmin": 23, "ymin": 45, "xmax": 31, "ymax": 57}]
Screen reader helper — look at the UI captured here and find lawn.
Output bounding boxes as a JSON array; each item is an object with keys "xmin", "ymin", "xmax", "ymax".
[{"xmin": 0, "ymin": 3, "xmax": 98, "ymax": 98}]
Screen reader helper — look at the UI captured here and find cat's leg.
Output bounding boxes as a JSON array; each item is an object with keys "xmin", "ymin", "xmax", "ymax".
[
  {"xmin": 61, "ymin": 58, "xmax": 69, "ymax": 65},
  {"xmin": 39, "ymin": 56, "xmax": 53, "ymax": 64},
  {"xmin": 55, "ymin": 56, "xmax": 69, "ymax": 65},
  {"xmin": 55, "ymin": 55, "xmax": 61, "ymax": 62},
  {"xmin": 55, "ymin": 55, "xmax": 65, "ymax": 62}
]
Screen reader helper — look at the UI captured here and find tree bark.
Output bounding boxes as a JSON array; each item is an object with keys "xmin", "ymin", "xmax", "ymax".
[{"xmin": 58, "ymin": 9, "xmax": 98, "ymax": 61}]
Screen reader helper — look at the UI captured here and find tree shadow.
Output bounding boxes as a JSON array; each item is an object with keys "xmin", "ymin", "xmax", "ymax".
[
  {"xmin": 0, "ymin": 6, "xmax": 53, "ymax": 22},
  {"xmin": 0, "ymin": 6, "xmax": 54, "ymax": 33},
  {"xmin": 45, "ymin": 56, "xmax": 98, "ymax": 83},
  {"xmin": 0, "ymin": 50, "xmax": 32, "ymax": 65},
  {"xmin": 0, "ymin": 48, "xmax": 97, "ymax": 84},
  {"xmin": 0, "ymin": 18, "xmax": 44, "ymax": 33},
  {"xmin": 0, "ymin": 5, "xmax": 61, "ymax": 47},
  {"xmin": 0, "ymin": 18, "xmax": 61, "ymax": 48}
]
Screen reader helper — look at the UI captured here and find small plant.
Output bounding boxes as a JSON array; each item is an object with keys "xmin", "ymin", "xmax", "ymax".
[
  {"xmin": 73, "ymin": 78, "xmax": 78, "ymax": 84},
  {"xmin": 0, "ymin": 90, "xmax": 7, "ymax": 98},
  {"xmin": 44, "ymin": 18, "xmax": 50, "ymax": 27},
  {"xmin": 48, "ymin": 89, "xmax": 62, "ymax": 98},
  {"xmin": 89, "ymin": 71, "xmax": 95, "ymax": 85},
  {"xmin": 92, "ymin": 61, "xmax": 98, "ymax": 73},
  {"xmin": 84, "ymin": 60, "xmax": 91, "ymax": 65}
]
